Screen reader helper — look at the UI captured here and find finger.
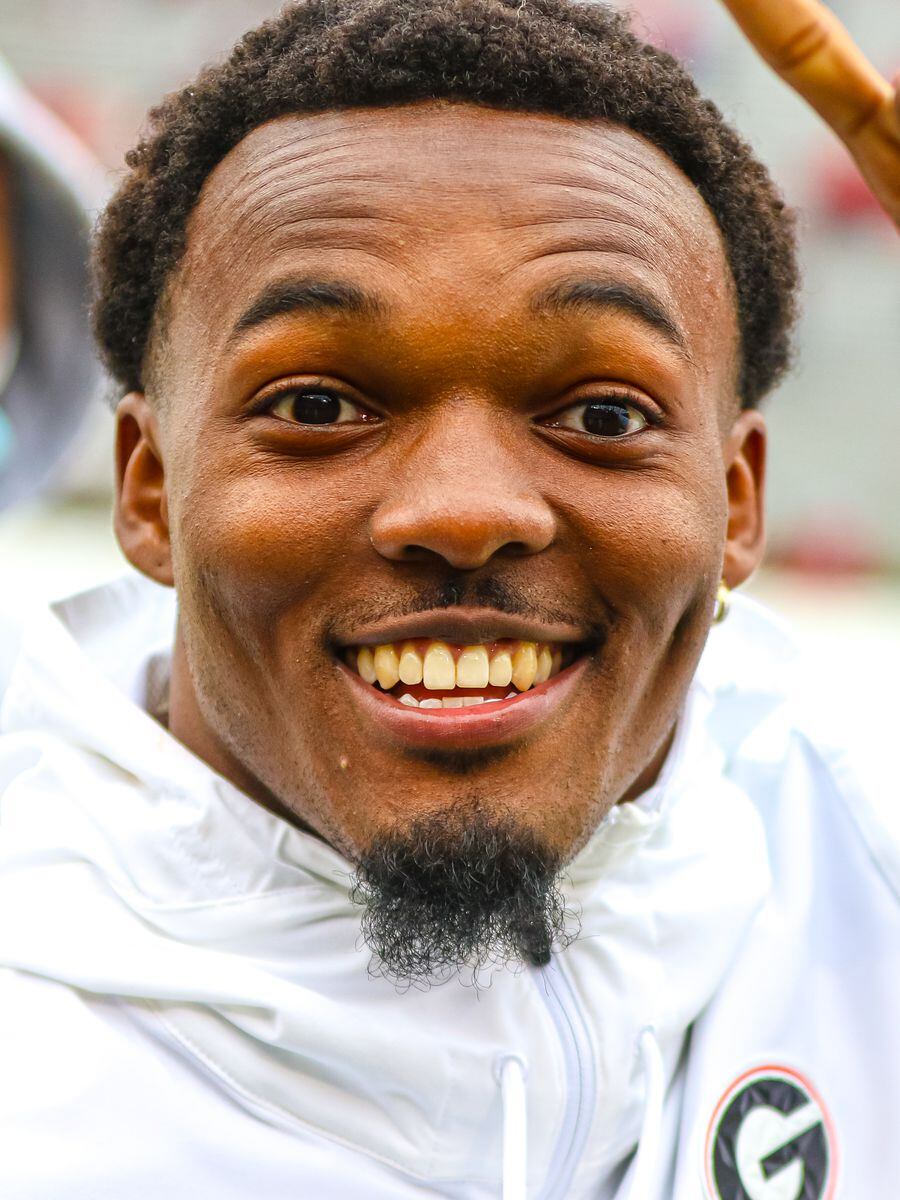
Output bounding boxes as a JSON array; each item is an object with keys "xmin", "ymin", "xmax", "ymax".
[{"xmin": 719, "ymin": 0, "xmax": 894, "ymax": 141}]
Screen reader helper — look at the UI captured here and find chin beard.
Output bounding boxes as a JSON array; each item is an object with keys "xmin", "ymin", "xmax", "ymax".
[{"xmin": 349, "ymin": 803, "xmax": 577, "ymax": 987}]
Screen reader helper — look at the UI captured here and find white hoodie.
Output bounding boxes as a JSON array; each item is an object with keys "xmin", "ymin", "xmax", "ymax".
[{"xmin": 0, "ymin": 573, "xmax": 896, "ymax": 1199}]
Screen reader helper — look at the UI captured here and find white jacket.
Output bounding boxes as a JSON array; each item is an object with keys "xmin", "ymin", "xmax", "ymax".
[{"xmin": 0, "ymin": 573, "xmax": 896, "ymax": 1198}]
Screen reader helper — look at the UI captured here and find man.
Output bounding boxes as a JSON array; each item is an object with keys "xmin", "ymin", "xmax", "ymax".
[{"xmin": 0, "ymin": 1, "xmax": 897, "ymax": 1197}]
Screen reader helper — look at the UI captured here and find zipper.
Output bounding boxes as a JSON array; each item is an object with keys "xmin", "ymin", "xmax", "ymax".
[{"xmin": 534, "ymin": 958, "xmax": 597, "ymax": 1200}]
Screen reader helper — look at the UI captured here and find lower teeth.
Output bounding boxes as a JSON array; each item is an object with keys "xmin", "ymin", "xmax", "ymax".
[{"xmin": 397, "ymin": 692, "xmax": 519, "ymax": 709}]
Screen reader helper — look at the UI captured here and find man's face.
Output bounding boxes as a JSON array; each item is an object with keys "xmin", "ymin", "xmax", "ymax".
[{"xmin": 117, "ymin": 104, "xmax": 764, "ymax": 870}]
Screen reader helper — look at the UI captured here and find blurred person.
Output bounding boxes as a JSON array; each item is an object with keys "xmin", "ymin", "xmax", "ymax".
[
  {"xmin": 0, "ymin": 59, "xmax": 104, "ymax": 689},
  {"xmin": 0, "ymin": 2, "xmax": 897, "ymax": 1198}
]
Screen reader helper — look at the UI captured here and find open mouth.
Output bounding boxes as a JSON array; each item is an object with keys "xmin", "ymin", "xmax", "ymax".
[{"xmin": 342, "ymin": 639, "xmax": 580, "ymax": 710}]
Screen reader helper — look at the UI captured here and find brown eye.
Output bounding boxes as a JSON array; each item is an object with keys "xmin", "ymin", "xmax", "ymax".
[
  {"xmin": 548, "ymin": 399, "xmax": 648, "ymax": 438},
  {"xmin": 269, "ymin": 389, "xmax": 374, "ymax": 426}
]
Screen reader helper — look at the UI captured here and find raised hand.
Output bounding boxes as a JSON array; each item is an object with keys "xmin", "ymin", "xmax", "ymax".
[{"xmin": 719, "ymin": 0, "xmax": 900, "ymax": 228}]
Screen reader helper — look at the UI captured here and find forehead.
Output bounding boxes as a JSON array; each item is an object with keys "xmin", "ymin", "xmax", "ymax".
[{"xmin": 174, "ymin": 104, "xmax": 736, "ymax": 388}]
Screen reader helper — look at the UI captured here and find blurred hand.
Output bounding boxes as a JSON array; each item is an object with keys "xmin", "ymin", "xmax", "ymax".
[{"xmin": 719, "ymin": 0, "xmax": 900, "ymax": 229}]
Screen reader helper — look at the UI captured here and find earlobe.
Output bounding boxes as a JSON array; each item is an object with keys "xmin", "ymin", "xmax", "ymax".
[
  {"xmin": 722, "ymin": 408, "xmax": 767, "ymax": 589},
  {"xmin": 114, "ymin": 392, "xmax": 174, "ymax": 587}
]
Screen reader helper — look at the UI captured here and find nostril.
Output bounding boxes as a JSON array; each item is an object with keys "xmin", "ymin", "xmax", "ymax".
[
  {"xmin": 369, "ymin": 498, "xmax": 556, "ymax": 568},
  {"xmin": 404, "ymin": 544, "xmax": 438, "ymax": 560},
  {"xmin": 390, "ymin": 543, "xmax": 449, "ymax": 565},
  {"xmin": 401, "ymin": 543, "xmax": 533, "ymax": 565},
  {"xmin": 373, "ymin": 535, "xmax": 513, "ymax": 571}
]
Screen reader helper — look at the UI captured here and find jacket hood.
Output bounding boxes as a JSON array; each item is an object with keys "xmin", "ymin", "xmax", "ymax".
[{"xmin": 0, "ymin": 572, "xmax": 774, "ymax": 1195}]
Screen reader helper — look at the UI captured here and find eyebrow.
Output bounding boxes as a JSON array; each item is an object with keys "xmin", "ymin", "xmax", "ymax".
[
  {"xmin": 227, "ymin": 274, "xmax": 690, "ymax": 361},
  {"xmin": 228, "ymin": 278, "xmax": 386, "ymax": 344},
  {"xmin": 531, "ymin": 278, "xmax": 692, "ymax": 360}
]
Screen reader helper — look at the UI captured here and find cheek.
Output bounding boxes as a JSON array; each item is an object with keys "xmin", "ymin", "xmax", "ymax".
[
  {"xmin": 562, "ymin": 459, "xmax": 728, "ymax": 623},
  {"xmin": 171, "ymin": 456, "xmax": 369, "ymax": 631},
  {"xmin": 557, "ymin": 462, "xmax": 726, "ymax": 798},
  {"xmin": 166, "ymin": 458, "xmax": 368, "ymax": 790}
]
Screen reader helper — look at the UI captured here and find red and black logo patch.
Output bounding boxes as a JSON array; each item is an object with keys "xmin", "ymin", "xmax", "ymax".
[{"xmin": 704, "ymin": 1065, "xmax": 836, "ymax": 1200}]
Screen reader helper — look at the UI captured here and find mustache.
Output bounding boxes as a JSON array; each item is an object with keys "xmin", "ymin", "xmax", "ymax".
[
  {"xmin": 414, "ymin": 575, "xmax": 534, "ymax": 612},
  {"xmin": 331, "ymin": 573, "xmax": 609, "ymax": 640}
]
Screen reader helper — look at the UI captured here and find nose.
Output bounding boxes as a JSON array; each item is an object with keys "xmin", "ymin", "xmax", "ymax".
[{"xmin": 369, "ymin": 409, "xmax": 556, "ymax": 570}]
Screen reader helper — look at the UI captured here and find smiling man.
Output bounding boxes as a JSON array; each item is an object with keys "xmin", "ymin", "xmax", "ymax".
[
  {"xmin": 115, "ymin": 96, "xmax": 775, "ymax": 980},
  {"xmin": 0, "ymin": 1, "xmax": 898, "ymax": 1198}
]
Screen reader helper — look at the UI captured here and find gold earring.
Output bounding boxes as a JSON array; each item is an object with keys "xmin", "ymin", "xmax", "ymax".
[{"xmin": 713, "ymin": 580, "xmax": 731, "ymax": 624}]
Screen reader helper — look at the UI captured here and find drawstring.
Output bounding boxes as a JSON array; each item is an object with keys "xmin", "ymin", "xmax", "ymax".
[
  {"xmin": 625, "ymin": 1027, "xmax": 665, "ymax": 1200},
  {"xmin": 498, "ymin": 1055, "xmax": 528, "ymax": 1200},
  {"xmin": 496, "ymin": 1028, "xmax": 662, "ymax": 1200}
]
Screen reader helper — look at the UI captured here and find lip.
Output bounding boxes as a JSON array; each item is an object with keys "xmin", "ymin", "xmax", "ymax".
[
  {"xmin": 335, "ymin": 607, "xmax": 591, "ymax": 649},
  {"xmin": 337, "ymin": 654, "xmax": 591, "ymax": 750}
]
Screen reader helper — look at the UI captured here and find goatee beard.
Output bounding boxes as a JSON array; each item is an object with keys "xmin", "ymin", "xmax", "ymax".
[{"xmin": 349, "ymin": 803, "xmax": 577, "ymax": 987}]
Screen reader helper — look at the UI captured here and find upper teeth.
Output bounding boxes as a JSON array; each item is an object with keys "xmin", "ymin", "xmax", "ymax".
[{"xmin": 352, "ymin": 640, "xmax": 561, "ymax": 693}]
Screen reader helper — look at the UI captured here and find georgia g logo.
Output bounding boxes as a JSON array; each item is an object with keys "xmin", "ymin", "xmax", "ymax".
[{"xmin": 704, "ymin": 1065, "xmax": 837, "ymax": 1200}]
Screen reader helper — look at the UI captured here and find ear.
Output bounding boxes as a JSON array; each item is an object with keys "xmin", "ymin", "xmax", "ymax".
[
  {"xmin": 722, "ymin": 408, "xmax": 767, "ymax": 588},
  {"xmin": 114, "ymin": 393, "xmax": 173, "ymax": 587}
]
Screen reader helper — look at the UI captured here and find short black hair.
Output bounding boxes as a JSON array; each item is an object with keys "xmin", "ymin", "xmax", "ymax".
[{"xmin": 92, "ymin": 0, "xmax": 798, "ymax": 407}]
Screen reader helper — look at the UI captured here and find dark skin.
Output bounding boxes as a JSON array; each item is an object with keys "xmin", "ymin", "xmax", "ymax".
[{"xmin": 115, "ymin": 104, "xmax": 765, "ymax": 863}]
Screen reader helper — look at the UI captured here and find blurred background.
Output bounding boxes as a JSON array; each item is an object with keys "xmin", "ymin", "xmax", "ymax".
[{"xmin": 0, "ymin": 0, "xmax": 897, "ymax": 687}]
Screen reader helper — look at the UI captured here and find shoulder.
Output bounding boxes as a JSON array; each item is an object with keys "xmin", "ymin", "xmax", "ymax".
[{"xmin": 697, "ymin": 592, "xmax": 900, "ymax": 905}]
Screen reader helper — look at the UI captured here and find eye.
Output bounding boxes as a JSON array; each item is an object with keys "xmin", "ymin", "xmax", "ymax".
[
  {"xmin": 545, "ymin": 398, "xmax": 649, "ymax": 438},
  {"xmin": 267, "ymin": 388, "xmax": 376, "ymax": 426}
]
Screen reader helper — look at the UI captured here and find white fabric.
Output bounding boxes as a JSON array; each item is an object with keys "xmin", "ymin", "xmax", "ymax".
[
  {"xmin": 626, "ymin": 1029, "xmax": 665, "ymax": 1199},
  {"xmin": 499, "ymin": 1056, "xmax": 528, "ymax": 1200},
  {"xmin": 0, "ymin": 572, "xmax": 895, "ymax": 1197},
  {"xmin": 0, "ymin": 602, "xmax": 23, "ymax": 703}
]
